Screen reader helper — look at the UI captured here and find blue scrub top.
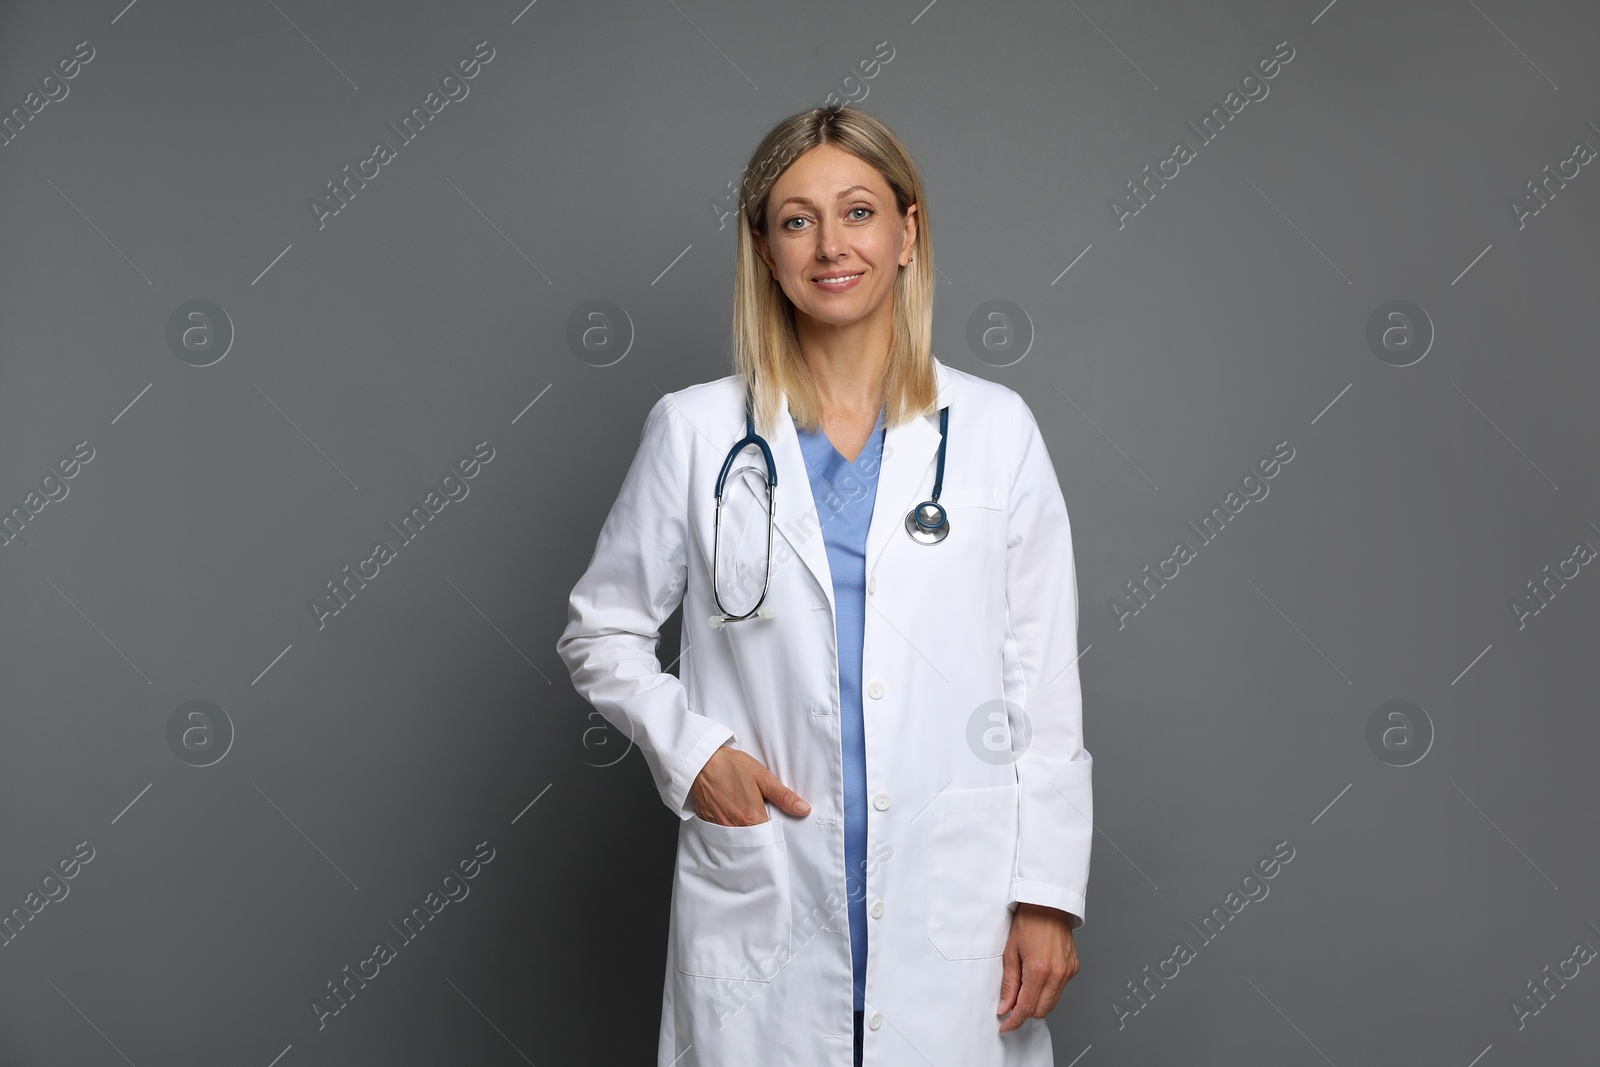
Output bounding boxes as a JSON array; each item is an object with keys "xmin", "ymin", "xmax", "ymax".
[{"xmin": 793, "ymin": 404, "xmax": 887, "ymax": 1013}]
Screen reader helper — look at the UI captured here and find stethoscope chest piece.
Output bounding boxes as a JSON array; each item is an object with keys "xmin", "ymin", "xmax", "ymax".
[
  {"xmin": 904, "ymin": 500, "xmax": 949, "ymax": 544},
  {"xmin": 902, "ymin": 404, "xmax": 952, "ymax": 545}
]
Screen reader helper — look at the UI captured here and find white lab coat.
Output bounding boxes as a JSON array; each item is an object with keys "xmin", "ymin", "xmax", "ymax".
[{"xmin": 557, "ymin": 357, "xmax": 1092, "ymax": 1066}]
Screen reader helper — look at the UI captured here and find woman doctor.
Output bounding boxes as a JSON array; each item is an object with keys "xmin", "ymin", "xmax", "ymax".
[{"xmin": 557, "ymin": 105, "xmax": 1092, "ymax": 1067}]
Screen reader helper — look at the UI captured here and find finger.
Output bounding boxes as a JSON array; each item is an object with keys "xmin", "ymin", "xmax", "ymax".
[
  {"xmin": 758, "ymin": 772, "xmax": 811, "ymax": 816},
  {"xmin": 1034, "ymin": 969, "xmax": 1067, "ymax": 1017},
  {"xmin": 1002, "ymin": 959, "xmax": 1047, "ymax": 1033},
  {"xmin": 1033, "ymin": 957, "xmax": 1072, "ymax": 1015},
  {"xmin": 999, "ymin": 978, "xmax": 1032, "ymax": 1031},
  {"xmin": 997, "ymin": 939, "xmax": 1022, "ymax": 1017},
  {"xmin": 1062, "ymin": 953, "xmax": 1080, "ymax": 985}
]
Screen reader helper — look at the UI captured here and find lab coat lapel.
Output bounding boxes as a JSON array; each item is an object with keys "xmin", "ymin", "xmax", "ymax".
[
  {"xmin": 864, "ymin": 359, "xmax": 950, "ymax": 576},
  {"xmin": 768, "ymin": 398, "xmax": 836, "ymax": 612},
  {"xmin": 766, "ymin": 359, "xmax": 952, "ymax": 611}
]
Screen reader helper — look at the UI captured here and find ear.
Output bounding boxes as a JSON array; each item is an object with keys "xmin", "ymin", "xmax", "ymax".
[
  {"xmin": 751, "ymin": 229, "xmax": 776, "ymax": 276},
  {"xmin": 900, "ymin": 203, "xmax": 919, "ymax": 266}
]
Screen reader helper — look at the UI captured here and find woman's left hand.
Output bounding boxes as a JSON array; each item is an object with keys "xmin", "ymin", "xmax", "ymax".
[{"xmin": 997, "ymin": 903, "xmax": 1080, "ymax": 1033}]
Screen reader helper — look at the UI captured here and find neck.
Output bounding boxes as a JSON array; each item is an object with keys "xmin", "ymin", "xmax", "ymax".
[{"xmin": 794, "ymin": 301, "xmax": 893, "ymax": 416}]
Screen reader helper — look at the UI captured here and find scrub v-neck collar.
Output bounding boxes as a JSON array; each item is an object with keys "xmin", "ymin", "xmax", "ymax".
[{"xmin": 795, "ymin": 402, "xmax": 888, "ymax": 481}]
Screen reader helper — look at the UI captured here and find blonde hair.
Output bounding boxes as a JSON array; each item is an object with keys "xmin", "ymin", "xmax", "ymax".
[{"xmin": 731, "ymin": 104, "xmax": 937, "ymax": 434}]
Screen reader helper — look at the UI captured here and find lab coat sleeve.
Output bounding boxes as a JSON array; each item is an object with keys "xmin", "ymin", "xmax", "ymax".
[
  {"xmin": 556, "ymin": 392, "xmax": 736, "ymax": 821},
  {"xmin": 1001, "ymin": 390, "xmax": 1093, "ymax": 930}
]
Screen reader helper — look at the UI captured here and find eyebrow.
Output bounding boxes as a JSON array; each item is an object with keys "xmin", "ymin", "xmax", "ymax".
[{"xmin": 773, "ymin": 185, "xmax": 876, "ymax": 210}]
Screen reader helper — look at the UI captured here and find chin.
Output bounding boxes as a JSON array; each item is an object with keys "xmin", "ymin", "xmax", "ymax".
[
  {"xmin": 793, "ymin": 289, "xmax": 888, "ymax": 326},
  {"xmin": 801, "ymin": 306, "xmax": 869, "ymax": 328}
]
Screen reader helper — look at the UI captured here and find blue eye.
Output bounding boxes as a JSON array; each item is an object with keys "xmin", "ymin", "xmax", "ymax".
[{"xmin": 781, "ymin": 207, "xmax": 871, "ymax": 229}]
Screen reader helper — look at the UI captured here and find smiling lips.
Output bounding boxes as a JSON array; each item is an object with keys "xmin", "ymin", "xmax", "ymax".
[{"xmin": 812, "ymin": 271, "xmax": 864, "ymax": 292}]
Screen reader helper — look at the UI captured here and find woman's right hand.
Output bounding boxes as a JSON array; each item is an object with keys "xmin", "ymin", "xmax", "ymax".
[{"xmin": 689, "ymin": 745, "xmax": 811, "ymax": 826}]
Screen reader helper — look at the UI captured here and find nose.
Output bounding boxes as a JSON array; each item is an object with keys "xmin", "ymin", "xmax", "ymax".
[{"xmin": 813, "ymin": 214, "xmax": 848, "ymax": 260}]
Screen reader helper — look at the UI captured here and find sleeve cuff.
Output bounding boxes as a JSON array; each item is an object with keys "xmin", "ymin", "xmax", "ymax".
[
  {"xmin": 1011, "ymin": 879, "xmax": 1086, "ymax": 930},
  {"xmin": 664, "ymin": 725, "xmax": 737, "ymax": 819}
]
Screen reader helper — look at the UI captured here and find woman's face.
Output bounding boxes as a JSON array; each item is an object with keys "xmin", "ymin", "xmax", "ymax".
[{"xmin": 752, "ymin": 143, "xmax": 917, "ymax": 332}]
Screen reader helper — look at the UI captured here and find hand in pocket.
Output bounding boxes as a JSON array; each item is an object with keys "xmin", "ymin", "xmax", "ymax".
[{"xmin": 689, "ymin": 745, "xmax": 810, "ymax": 826}]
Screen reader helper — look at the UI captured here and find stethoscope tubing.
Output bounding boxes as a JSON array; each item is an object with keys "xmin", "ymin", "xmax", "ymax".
[
  {"xmin": 711, "ymin": 387, "xmax": 948, "ymax": 626},
  {"xmin": 907, "ymin": 405, "xmax": 950, "ymax": 539},
  {"xmin": 711, "ymin": 405, "xmax": 778, "ymax": 624}
]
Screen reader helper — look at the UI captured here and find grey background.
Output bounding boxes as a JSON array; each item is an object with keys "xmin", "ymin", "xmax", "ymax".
[{"xmin": 1, "ymin": 0, "xmax": 1596, "ymax": 1063}]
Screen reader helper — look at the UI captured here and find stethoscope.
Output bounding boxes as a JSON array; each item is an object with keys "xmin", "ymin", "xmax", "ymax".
[{"xmin": 710, "ymin": 390, "xmax": 950, "ymax": 628}]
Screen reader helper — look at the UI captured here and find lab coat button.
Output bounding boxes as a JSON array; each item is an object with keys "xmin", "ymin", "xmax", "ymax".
[
  {"xmin": 872, "ymin": 792, "xmax": 890, "ymax": 811},
  {"xmin": 870, "ymin": 899, "xmax": 884, "ymax": 918},
  {"xmin": 867, "ymin": 680, "xmax": 884, "ymax": 699},
  {"xmin": 867, "ymin": 575, "xmax": 877, "ymax": 594},
  {"xmin": 869, "ymin": 1012, "xmax": 883, "ymax": 1030}
]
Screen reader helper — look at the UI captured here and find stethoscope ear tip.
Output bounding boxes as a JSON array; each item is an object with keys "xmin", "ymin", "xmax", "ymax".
[
  {"xmin": 757, "ymin": 603, "xmax": 777, "ymax": 619},
  {"xmin": 708, "ymin": 615, "xmax": 726, "ymax": 629}
]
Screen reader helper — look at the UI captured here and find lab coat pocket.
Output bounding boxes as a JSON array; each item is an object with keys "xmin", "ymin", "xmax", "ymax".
[
  {"xmin": 945, "ymin": 486, "xmax": 1002, "ymax": 511},
  {"xmin": 926, "ymin": 783, "xmax": 1019, "ymax": 960},
  {"xmin": 673, "ymin": 813, "xmax": 793, "ymax": 981}
]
